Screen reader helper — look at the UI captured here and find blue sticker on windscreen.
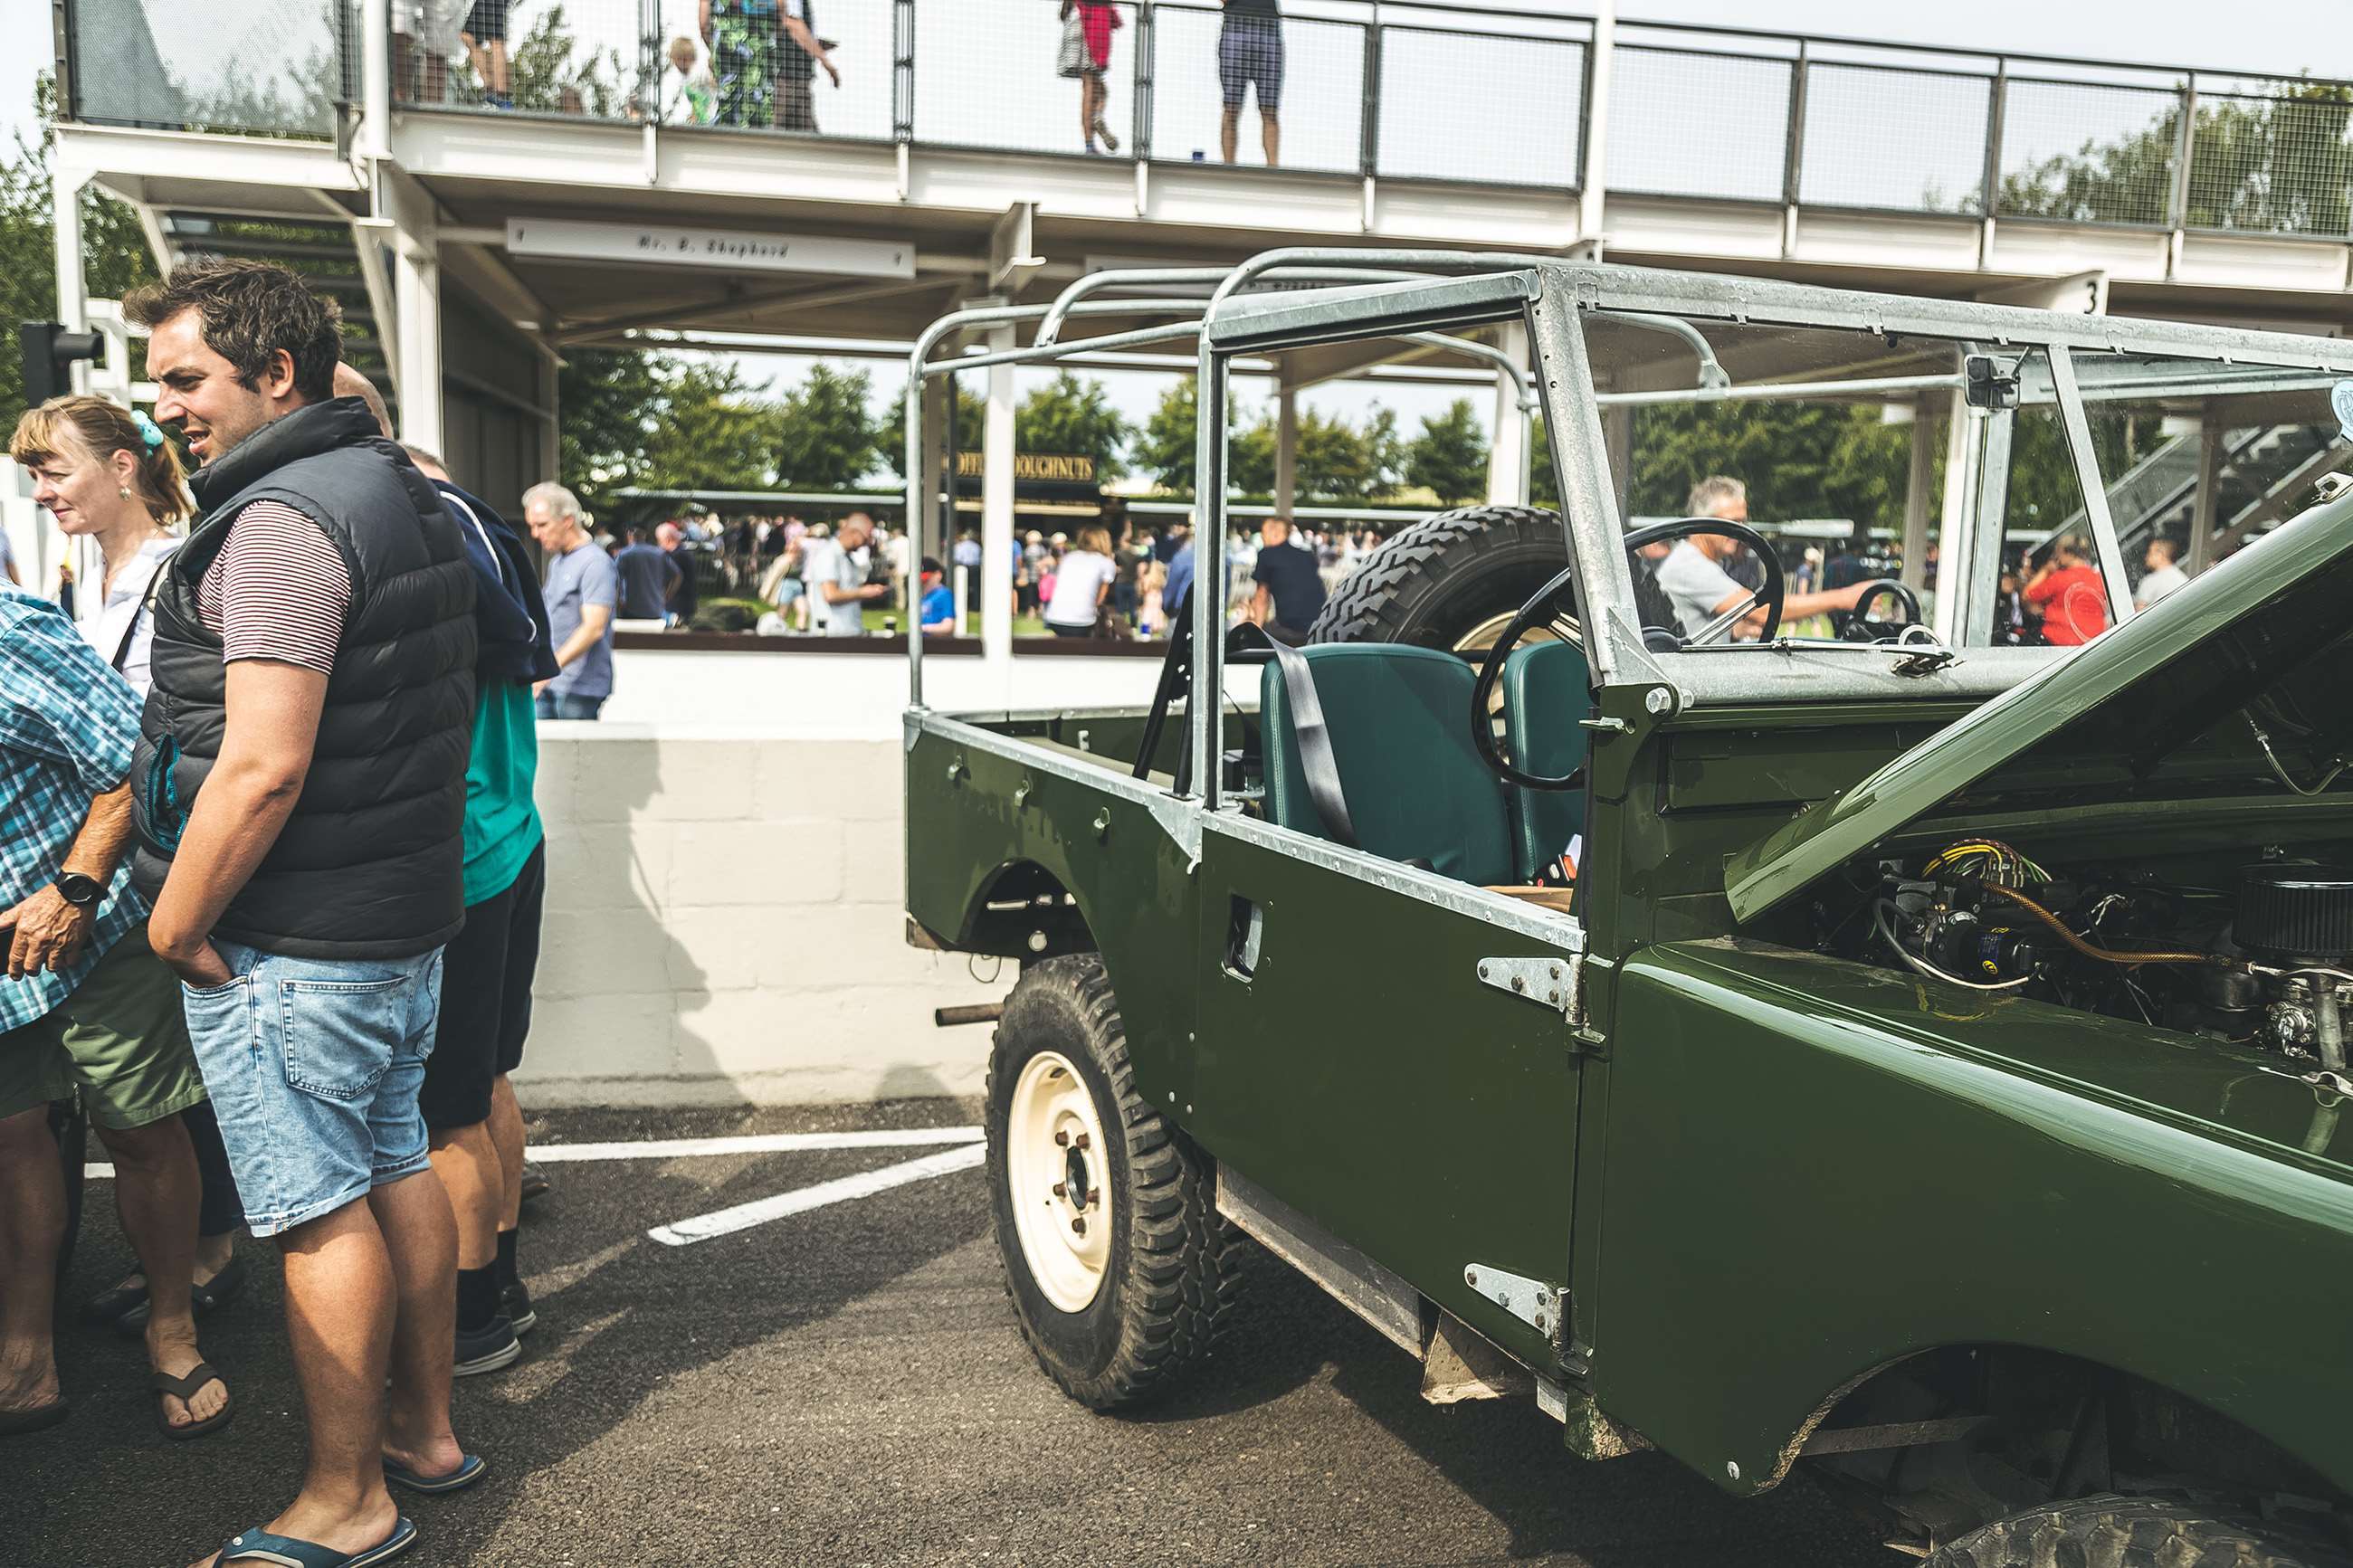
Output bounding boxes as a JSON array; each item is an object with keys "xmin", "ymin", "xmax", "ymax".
[{"xmin": 2334, "ymin": 380, "xmax": 2353, "ymax": 442}]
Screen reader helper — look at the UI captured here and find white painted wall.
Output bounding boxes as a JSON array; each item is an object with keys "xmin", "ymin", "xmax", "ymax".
[
  {"xmin": 518, "ymin": 646, "xmax": 1240, "ymax": 1107},
  {"xmin": 519, "ymin": 725, "xmax": 1010, "ymax": 1107}
]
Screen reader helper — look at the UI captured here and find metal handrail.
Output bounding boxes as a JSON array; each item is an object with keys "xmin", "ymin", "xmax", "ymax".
[{"xmin": 65, "ymin": 0, "xmax": 2353, "ymax": 242}]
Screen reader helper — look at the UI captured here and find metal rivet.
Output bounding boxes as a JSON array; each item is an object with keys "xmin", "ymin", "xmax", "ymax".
[
  {"xmin": 1465, "ymin": 1269, "xmax": 1479, "ymax": 1286},
  {"xmin": 1496, "ymin": 1291, "xmax": 1509, "ymax": 1306},
  {"xmin": 1535, "ymin": 1316, "xmax": 1548, "ymax": 1332},
  {"xmin": 1093, "ymin": 810, "xmax": 1111, "ymax": 841},
  {"xmin": 1726, "ymin": 1460, "xmax": 1741, "ymax": 1481},
  {"xmin": 1511, "ymin": 976, "xmax": 1526, "ymax": 993}
]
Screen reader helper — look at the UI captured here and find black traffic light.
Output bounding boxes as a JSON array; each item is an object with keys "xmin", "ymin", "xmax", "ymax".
[{"xmin": 19, "ymin": 321, "xmax": 105, "ymax": 405}]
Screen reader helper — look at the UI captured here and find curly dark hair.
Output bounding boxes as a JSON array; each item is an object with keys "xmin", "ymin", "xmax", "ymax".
[{"xmin": 124, "ymin": 258, "xmax": 342, "ymax": 404}]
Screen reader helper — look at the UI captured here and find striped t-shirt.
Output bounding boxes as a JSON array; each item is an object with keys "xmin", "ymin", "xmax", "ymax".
[{"xmin": 196, "ymin": 500, "xmax": 351, "ymax": 672}]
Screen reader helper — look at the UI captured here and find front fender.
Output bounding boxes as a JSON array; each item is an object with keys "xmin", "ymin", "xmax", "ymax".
[{"xmin": 1592, "ymin": 939, "xmax": 2353, "ymax": 1497}]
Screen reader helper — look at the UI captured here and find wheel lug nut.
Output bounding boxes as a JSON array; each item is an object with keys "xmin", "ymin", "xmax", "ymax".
[
  {"xmin": 1053, "ymin": 1182, "xmax": 1067, "ymax": 1198},
  {"xmin": 1073, "ymin": 1132, "xmax": 1091, "ymax": 1150},
  {"xmin": 1054, "ymin": 1130, "xmax": 1070, "ymax": 1147},
  {"xmin": 1086, "ymin": 1187, "xmax": 1100, "ymax": 1208},
  {"xmin": 1071, "ymin": 1217, "xmax": 1087, "ymax": 1235}
]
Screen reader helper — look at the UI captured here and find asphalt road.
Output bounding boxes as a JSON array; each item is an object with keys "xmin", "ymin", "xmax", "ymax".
[{"xmin": 10, "ymin": 1101, "xmax": 1891, "ymax": 1568}]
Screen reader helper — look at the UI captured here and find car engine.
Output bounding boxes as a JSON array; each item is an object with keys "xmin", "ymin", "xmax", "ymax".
[{"xmin": 1838, "ymin": 839, "xmax": 2353, "ymax": 1080}]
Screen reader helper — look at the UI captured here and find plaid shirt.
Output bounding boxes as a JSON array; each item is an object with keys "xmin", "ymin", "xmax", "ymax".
[{"xmin": 0, "ymin": 584, "xmax": 148, "ymax": 1033}]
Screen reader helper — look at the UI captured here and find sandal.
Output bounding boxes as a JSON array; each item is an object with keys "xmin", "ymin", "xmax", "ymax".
[
  {"xmin": 384, "ymin": 1452, "xmax": 487, "ymax": 1496},
  {"xmin": 214, "ymin": 1516, "xmax": 415, "ymax": 1566},
  {"xmin": 82, "ymin": 1271, "xmax": 148, "ymax": 1328},
  {"xmin": 117, "ymin": 1255, "xmax": 250, "ymax": 1337},
  {"xmin": 0, "ymin": 1398, "xmax": 69, "ymax": 1437},
  {"xmin": 153, "ymin": 1361, "xmax": 234, "ymax": 1441}
]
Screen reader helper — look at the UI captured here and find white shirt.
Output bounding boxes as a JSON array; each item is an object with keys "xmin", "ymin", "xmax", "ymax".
[
  {"xmin": 79, "ymin": 535, "xmax": 181, "ymax": 696},
  {"xmin": 2135, "ymin": 562, "xmax": 2188, "ymax": 610},
  {"xmin": 1653, "ymin": 539, "xmax": 1746, "ymax": 637},
  {"xmin": 1045, "ymin": 550, "xmax": 1117, "ymax": 628}
]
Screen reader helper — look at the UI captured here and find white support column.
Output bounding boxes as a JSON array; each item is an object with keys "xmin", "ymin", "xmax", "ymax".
[
  {"xmin": 383, "ymin": 173, "xmax": 443, "ymax": 452},
  {"xmin": 1577, "ymin": 0, "xmax": 1615, "ymax": 244},
  {"xmin": 1934, "ymin": 404, "xmax": 1983, "ymax": 642},
  {"xmin": 359, "ymin": 0, "xmax": 392, "ymax": 161},
  {"xmin": 1900, "ymin": 395, "xmax": 1937, "ymax": 592},
  {"xmin": 1486, "ymin": 320, "xmax": 1530, "ymax": 507},
  {"xmin": 982, "ymin": 327, "xmax": 1017, "ymax": 675},
  {"xmin": 1272, "ymin": 386, "xmax": 1299, "ymax": 517}
]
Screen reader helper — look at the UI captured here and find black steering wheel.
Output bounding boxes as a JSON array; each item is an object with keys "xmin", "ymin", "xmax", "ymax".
[
  {"xmin": 1622, "ymin": 517, "xmax": 1786, "ymax": 646},
  {"xmin": 1834, "ymin": 579, "xmax": 1923, "ymax": 641},
  {"xmin": 1466, "ymin": 518, "xmax": 1787, "ymax": 793}
]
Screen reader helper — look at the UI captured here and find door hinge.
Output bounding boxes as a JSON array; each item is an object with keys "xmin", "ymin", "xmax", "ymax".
[
  {"xmin": 1477, "ymin": 955, "xmax": 1575, "ymax": 1017},
  {"xmin": 1463, "ymin": 1263, "xmax": 1569, "ymax": 1348},
  {"xmin": 1477, "ymin": 953, "xmax": 1594, "ymax": 1042}
]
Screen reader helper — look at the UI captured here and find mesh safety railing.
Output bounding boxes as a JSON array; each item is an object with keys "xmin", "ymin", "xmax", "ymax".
[
  {"xmin": 68, "ymin": 0, "xmax": 352, "ymax": 137},
  {"xmin": 1607, "ymin": 44, "xmax": 1790, "ymax": 203},
  {"xmin": 1996, "ymin": 75, "xmax": 2184, "ymax": 226},
  {"xmin": 1799, "ymin": 62, "xmax": 1990, "ymax": 214},
  {"xmin": 2186, "ymin": 81, "xmax": 2353, "ymax": 236},
  {"xmin": 57, "ymin": 0, "xmax": 2353, "ymax": 240}
]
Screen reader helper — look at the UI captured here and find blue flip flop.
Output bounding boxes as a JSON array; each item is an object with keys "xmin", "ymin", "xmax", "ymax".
[
  {"xmin": 214, "ymin": 1515, "xmax": 415, "ymax": 1566},
  {"xmin": 383, "ymin": 1452, "xmax": 486, "ymax": 1496}
]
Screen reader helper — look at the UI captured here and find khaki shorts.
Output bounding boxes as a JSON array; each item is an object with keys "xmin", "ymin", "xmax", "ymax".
[{"xmin": 0, "ymin": 923, "xmax": 207, "ymax": 1131}]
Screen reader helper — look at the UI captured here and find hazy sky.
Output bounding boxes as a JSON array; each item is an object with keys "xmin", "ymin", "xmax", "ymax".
[{"xmin": 8, "ymin": 0, "xmax": 2345, "ymax": 447}]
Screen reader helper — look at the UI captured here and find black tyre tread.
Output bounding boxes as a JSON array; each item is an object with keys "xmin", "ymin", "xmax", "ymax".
[
  {"xmin": 988, "ymin": 955, "xmax": 1246, "ymax": 1410},
  {"xmin": 1926, "ymin": 1494, "xmax": 2352, "ymax": 1568},
  {"xmin": 1310, "ymin": 503, "xmax": 1565, "ymax": 647}
]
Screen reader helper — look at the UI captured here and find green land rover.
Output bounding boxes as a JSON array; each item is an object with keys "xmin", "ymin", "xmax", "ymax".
[{"xmin": 902, "ymin": 252, "xmax": 2353, "ymax": 1566}]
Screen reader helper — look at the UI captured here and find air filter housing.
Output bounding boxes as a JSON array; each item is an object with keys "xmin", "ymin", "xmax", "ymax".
[{"xmin": 2237, "ymin": 864, "xmax": 2353, "ymax": 965}]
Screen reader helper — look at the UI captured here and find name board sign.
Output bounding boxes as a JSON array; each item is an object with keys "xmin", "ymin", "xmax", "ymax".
[
  {"xmin": 505, "ymin": 218, "xmax": 913, "ymax": 279},
  {"xmin": 955, "ymin": 451, "xmax": 1098, "ymax": 483}
]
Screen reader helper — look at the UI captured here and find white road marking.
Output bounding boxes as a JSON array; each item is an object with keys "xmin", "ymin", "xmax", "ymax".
[
  {"xmin": 531, "ymin": 1127, "xmax": 985, "ymax": 1163},
  {"xmin": 83, "ymin": 1125, "xmax": 986, "ymax": 1181},
  {"xmin": 646, "ymin": 1143, "xmax": 989, "ymax": 1247}
]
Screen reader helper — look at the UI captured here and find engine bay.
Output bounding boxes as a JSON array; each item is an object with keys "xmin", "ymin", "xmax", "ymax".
[{"xmin": 1818, "ymin": 838, "xmax": 2353, "ymax": 1085}]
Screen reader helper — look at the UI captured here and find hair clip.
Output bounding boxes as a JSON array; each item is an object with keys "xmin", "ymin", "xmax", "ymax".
[{"xmin": 131, "ymin": 408, "xmax": 167, "ymax": 451}]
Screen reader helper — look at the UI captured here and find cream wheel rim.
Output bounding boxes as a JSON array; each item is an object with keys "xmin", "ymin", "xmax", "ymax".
[{"xmin": 1006, "ymin": 1050, "xmax": 1113, "ymax": 1313}]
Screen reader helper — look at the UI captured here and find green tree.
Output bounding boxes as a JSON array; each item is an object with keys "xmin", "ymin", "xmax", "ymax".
[
  {"xmin": 1137, "ymin": 378, "xmax": 1207, "ymax": 493},
  {"xmin": 638, "ymin": 358, "xmax": 776, "ymax": 494},
  {"xmin": 557, "ymin": 347, "xmax": 671, "ymax": 515},
  {"xmin": 772, "ymin": 362, "xmax": 882, "ymax": 489},
  {"xmin": 1405, "ymin": 399, "xmax": 1491, "ymax": 507},
  {"xmin": 1016, "ymin": 371, "xmax": 1131, "ymax": 480},
  {"xmin": 510, "ymin": 5, "xmax": 633, "ymax": 118},
  {"xmin": 0, "ymin": 75, "xmax": 159, "ymax": 433}
]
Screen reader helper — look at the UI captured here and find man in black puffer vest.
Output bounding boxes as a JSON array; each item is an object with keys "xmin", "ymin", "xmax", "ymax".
[{"xmin": 127, "ymin": 261, "xmax": 483, "ymax": 1568}]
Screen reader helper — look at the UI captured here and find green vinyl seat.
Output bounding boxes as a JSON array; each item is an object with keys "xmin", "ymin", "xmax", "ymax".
[
  {"xmin": 1499, "ymin": 641, "xmax": 1594, "ymax": 882},
  {"xmin": 1259, "ymin": 642, "xmax": 1516, "ymax": 887}
]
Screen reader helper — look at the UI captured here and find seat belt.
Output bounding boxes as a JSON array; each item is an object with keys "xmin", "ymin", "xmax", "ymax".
[{"xmin": 1234, "ymin": 624, "xmax": 1359, "ymax": 851}]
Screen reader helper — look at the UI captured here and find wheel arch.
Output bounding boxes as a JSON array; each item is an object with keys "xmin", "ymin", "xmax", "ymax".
[
  {"xmin": 1765, "ymin": 1337, "xmax": 2350, "ymax": 1507},
  {"xmin": 960, "ymin": 858, "xmax": 1099, "ymax": 960}
]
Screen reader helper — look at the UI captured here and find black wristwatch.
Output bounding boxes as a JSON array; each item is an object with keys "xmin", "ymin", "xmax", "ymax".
[{"xmin": 54, "ymin": 872, "xmax": 105, "ymax": 909}]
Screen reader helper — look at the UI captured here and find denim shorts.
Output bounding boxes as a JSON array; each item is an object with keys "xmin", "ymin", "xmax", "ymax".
[{"xmin": 179, "ymin": 940, "xmax": 444, "ymax": 1238}]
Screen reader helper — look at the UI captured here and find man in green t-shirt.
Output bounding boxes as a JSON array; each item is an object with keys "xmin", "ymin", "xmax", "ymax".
[{"xmin": 405, "ymin": 446, "xmax": 557, "ymax": 1379}]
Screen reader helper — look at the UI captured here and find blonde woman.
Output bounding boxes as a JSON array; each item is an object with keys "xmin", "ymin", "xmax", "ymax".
[
  {"xmin": 1043, "ymin": 523, "xmax": 1117, "ymax": 637},
  {"xmin": 11, "ymin": 396, "xmax": 192, "ymax": 690},
  {"xmin": 10, "ymin": 397, "xmax": 251, "ymax": 1425}
]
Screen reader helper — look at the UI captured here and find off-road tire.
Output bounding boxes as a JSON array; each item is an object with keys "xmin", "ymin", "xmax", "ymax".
[
  {"xmin": 986, "ymin": 955, "xmax": 1247, "ymax": 1410},
  {"xmin": 1926, "ymin": 1495, "xmax": 2352, "ymax": 1568},
  {"xmin": 1310, "ymin": 504, "xmax": 1568, "ymax": 651}
]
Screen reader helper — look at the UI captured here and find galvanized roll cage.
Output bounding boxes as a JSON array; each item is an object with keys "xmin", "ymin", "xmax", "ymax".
[{"xmin": 906, "ymin": 248, "xmax": 2353, "ymax": 812}]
